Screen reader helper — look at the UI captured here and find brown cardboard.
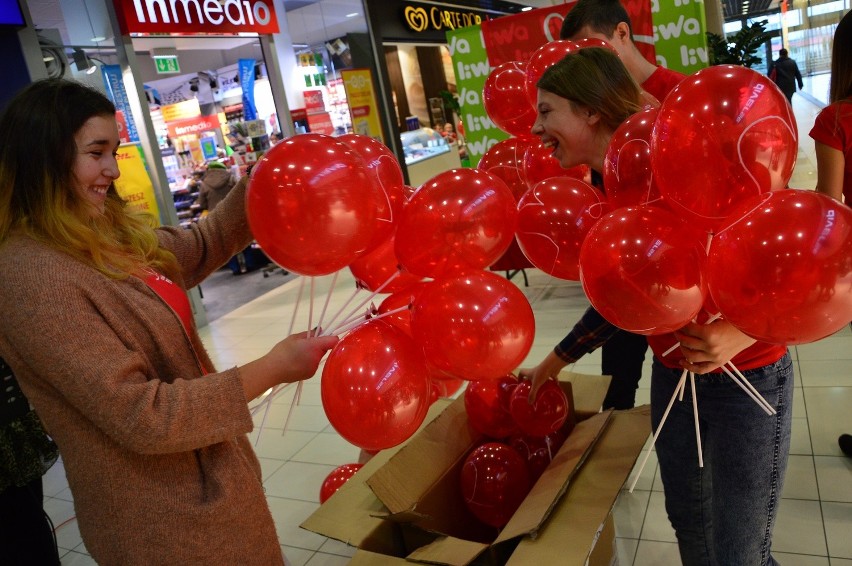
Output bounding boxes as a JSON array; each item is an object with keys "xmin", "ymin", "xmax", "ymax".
[{"xmin": 301, "ymin": 372, "xmax": 650, "ymax": 565}]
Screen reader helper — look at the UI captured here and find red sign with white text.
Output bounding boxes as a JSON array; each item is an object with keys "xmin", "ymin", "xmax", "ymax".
[
  {"xmin": 167, "ymin": 115, "xmax": 221, "ymax": 138},
  {"xmin": 114, "ymin": 0, "xmax": 279, "ymax": 35},
  {"xmin": 481, "ymin": 2, "xmax": 655, "ymax": 67}
]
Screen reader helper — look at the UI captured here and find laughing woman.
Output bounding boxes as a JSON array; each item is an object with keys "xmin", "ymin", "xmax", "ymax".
[
  {"xmin": 0, "ymin": 79, "xmax": 338, "ymax": 565},
  {"xmin": 529, "ymin": 48, "xmax": 793, "ymax": 566}
]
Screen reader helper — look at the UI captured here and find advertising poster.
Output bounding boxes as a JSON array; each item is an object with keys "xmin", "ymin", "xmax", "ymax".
[
  {"xmin": 239, "ymin": 58, "xmax": 258, "ymax": 121},
  {"xmin": 101, "ymin": 64, "xmax": 140, "ymax": 143},
  {"xmin": 115, "ymin": 144, "xmax": 160, "ymax": 221},
  {"xmin": 341, "ymin": 69, "xmax": 385, "ymax": 143},
  {"xmin": 445, "ymin": 25, "xmax": 507, "ymax": 168},
  {"xmin": 652, "ymin": 0, "xmax": 709, "ymax": 74}
]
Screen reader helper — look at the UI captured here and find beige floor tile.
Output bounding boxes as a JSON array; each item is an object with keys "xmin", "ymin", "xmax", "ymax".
[
  {"xmin": 783, "ymin": 454, "xmax": 820, "ymax": 500},
  {"xmin": 290, "ymin": 431, "xmax": 362, "ymax": 466},
  {"xmin": 614, "ymin": 537, "xmax": 639, "ymax": 564},
  {"xmin": 639, "ymin": 491, "xmax": 677, "ymax": 542},
  {"xmin": 799, "ymin": 361, "xmax": 852, "ymax": 387},
  {"xmin": 633, "ymin": 539, "xmax": 682, "ymax": 565},
  {"xmin": 264, "ymin": 461, "xmax": 337, "ymax": 502},
  {"xmin": 814, "ymin": 456, "xmax": 852, "ymax": 503},
  {"xmin": 266, "ymin": 497, "xmax": 328, "ymax": 551},
  {"xmin": 304, "ymin": 553, "xmax": 352, "ymax": 566},
  {"xmin": 773, "ymin": 499, "xmax": 827, "ymax": 556},
  {"xmin": 281, "ymin": 545, "xmax": 316, "ymax": 566},
  {"xmin": 803, "ymin": 387, "xmax": 852, "ymax": 456},
  {"xmin": 823, "ymin": 502, "xmax": 852, "ymax": 559},
  {"xmin": 612, "ymin": 488, "xmax": 650, "ymax": 539},
  {"xmin": 792, "ymin": 417, "xmax": 815, "ymax": 455},
  {"xmin": 773, "ymin": 553, "xmax": 830, "ymax": 565}
]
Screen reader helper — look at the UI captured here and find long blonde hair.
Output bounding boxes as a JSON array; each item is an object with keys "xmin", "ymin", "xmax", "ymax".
[{"xmin": 0, "ymin": 79, "xmax": 178, "ymax": 280}]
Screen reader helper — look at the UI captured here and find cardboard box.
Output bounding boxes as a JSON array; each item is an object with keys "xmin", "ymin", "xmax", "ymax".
[{"xmin": 301, "ymin": 372, "xmax": 651, "ymax": 565}]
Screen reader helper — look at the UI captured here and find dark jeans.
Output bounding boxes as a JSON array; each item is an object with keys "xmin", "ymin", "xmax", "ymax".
[
  {"xmin": 601, "ymin": 330, "xmax": 648, "ymax": 409},
  {"xmin": 0, "ymin": 477, "xmax": 60, "ymax": 566},
  {"xmin": 651, "ymin": 353, "xmax": 793, "ymax": 566}
]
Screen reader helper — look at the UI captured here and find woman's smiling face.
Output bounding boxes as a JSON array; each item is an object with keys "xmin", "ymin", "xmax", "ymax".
[
  {"xmin": 531, "ymin": 89, "xmax": 598, "ymax": 170},
  {"xmin": 72, "ymin": 114, "xmax": 121, "ymax": 216}
]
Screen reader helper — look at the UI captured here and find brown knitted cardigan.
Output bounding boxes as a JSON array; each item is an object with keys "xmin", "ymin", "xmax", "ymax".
[{"xmin": 0, "ymin": 178, "xmax": 285, "ymax": 565}]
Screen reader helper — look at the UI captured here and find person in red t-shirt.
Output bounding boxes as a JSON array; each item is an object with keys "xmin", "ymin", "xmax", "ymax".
[
  {"xmin": 529, "ymin": 48, "xmax": 792, "ymax": 566},
  {"xmin": 808, "ymin": 9, "xmax": 852, "ymax": 458},
  {"xmin": 521, "ymin": 0, "xmax": 687, "ymax": 411}
]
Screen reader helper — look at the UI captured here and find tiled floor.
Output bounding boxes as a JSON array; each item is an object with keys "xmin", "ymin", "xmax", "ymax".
[{"xmin": 43, "ymin": 93, "xmax": 852, "ymax": 565}]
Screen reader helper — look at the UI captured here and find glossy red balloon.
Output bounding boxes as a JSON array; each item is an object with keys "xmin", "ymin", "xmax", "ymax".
[
  {"xmin": 319, "ymin": 463, "xmax": 363, "ymax": 504},
  {"xmin": 338, "ymin": 134, "xmax": 406, "ymax": 253},
  {"xmin": 432, "ymin": 376, "xmax": 465, "ymax": 402},
  {"xmin": 376, "ymin": 281, "xmax": 431, "ymax": 335},
  {"xmin": 516, "ymin": 177, "xmax": 609, "ymax": 280},
  {"xmin": 707, "ymin": 190, "xmax": 852, "ymax": 344},
  {"xmin": 603, "ymin": 108, "xmax": 662, "ymax": 209},
  {"xmin": 522, "ymin": 141, "xmax": 590, "ymax": 188},
  {"xmin": 464, "ymin": 374, "xmax": 520, "ymax": 439},
  {"xmin": 460, "ymin": 442, "xmax": 531, "ymax": 528},
  {"xmin": 395, "ymin": 169, "xmax": 518, "ymax": 278},
  {"xmin": 349, "ymin": 234, "xmax": 423, "ymax": 293},
  {"xmin": 247, "ymin": 134, "xmax": 380, "ymax": 276},
  {"xmin": 525, "ymin": 40, "xmax": 580, "ymax": 105},
  {"xmin": 412, "ymin": 270, "xmax": 535, "ymax": 380},
  {"xmin": 322, "ymin": 320, "xmax": 431, "ymax": 451},
  {"xmin": 579, "ymin": 206, "xmax": 708, "ymax": 334},
  {"xmin": 478, "ymin": 137, "xmax": 534, "ymax": 201},
  {"xmin": 509, "ymin": 381, "xmax": 569, "ymax": 438},
  {"xmin": 574, "ymin": 38, "xmax": 617, "ymax": 52},
  {"xmin": 483, "ymin": 61, "xmax": 537, "ymax": 138},
  {"xmin": 651, "ymin": 65, "xmax": 798, "ymax": 232}
]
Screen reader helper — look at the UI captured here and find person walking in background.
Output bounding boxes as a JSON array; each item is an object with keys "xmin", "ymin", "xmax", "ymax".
[
  {"xmin": 770, "ymin": 48, "xmax": 804, "ymax": 104},
  {"xmin": 520, "ymin": 0, "xmax": 686, "ymax": 409},
  {"xmin": 0, "ymin": 78, "xmax": 338, "ymax": 565},
  {"xmin": 197, "ymin": 159, "xmax": 237, "ymax": 213},
  {"xmin": 529, "ymin": 47, "xmax": 793, "ymax": 566},
  {"xmin": 808, "ymin": 9, "xmax": 852, "ymax": 457}
]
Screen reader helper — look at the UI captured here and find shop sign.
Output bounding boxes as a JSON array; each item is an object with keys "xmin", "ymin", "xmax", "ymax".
[
  {"xmin": 402, "ymin": 2, "xmax": 483, "ymax": 33},
  {"xmin": 161, "ymin": 98, "xmax": 201, "ymax": 122},
  {"xmin": 341, "ymin": 68, "xmax": 384, "ymax": 143},
  {"xmin": 303, "ymin": 90, "xmax": 325, "ymax": 111},
  {"xmin": 167, "ymin": 115, "xmax": 220, "ymax": 138},
  {"xmin": 114, "ymin": 0, "xmax": 279, "ymax": 35},
  {"xmin": 115, "ymin": 143, "xmax": 161, "ymax": 220}
]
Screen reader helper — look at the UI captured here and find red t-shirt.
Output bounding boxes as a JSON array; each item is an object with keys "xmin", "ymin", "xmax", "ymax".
[
  {"xmin": 648, "ymin": 332, "xmax": 787, "ymax": 372},
  {"xmin": 143, "ymin": 271, "xmax": 206, "ymax": 374},
  {"xmin": 642, "ymin": 66, "xmax": 687, "ymax": 103},
  {"xmin": 809, "ymin": 99, "xmax": 852, "ymax": 204}
]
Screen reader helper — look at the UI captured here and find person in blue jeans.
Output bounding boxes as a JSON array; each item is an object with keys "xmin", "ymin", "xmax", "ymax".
[{"xmin": 527, "ymin": 47, "xmax": 793, "ymax": 566}]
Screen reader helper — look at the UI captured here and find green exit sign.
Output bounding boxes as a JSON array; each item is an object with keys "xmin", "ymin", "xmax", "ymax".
[{"xmin": 154, "ymin": 56, "xmax": 180, "ymax": 74}]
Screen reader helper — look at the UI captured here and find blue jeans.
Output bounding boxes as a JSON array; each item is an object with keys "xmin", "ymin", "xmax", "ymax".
[{"xmin": 651, "ymin": 353, "xmax": 793, "ymax": 566}]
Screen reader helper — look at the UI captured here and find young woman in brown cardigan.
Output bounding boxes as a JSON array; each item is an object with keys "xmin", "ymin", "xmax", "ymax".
[{"xmin": 0, "ymin": 79, "xmax": 338, "ymax": 565}]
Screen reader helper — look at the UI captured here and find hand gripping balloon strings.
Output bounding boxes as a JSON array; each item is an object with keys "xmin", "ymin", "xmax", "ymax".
[
  {"xmin": 629, "ymin": 369, "xmax": 688, "ymax": 492},
  {"xmin": 281, "ymin": 277, "xmax": 320, "ymax": 438},
  {"xmin": 322, "ymin": 271, "xmax": 400, "ymax": 336}
]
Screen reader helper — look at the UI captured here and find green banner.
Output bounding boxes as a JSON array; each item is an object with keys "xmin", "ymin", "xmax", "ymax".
[
  {"xmin": 651, "ymin": 0, "xmax": 709, "ymax": 75},
  {"xmin": 446, "ymin": 26, "xmax": 509, "ymax": 168}
]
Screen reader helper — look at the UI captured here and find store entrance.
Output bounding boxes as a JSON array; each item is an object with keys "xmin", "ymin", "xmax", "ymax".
[{"xmin": 133, "ymin": 36, "xmax": 293, "ymax": 321}]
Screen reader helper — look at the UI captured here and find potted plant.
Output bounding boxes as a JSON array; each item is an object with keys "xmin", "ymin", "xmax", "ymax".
[{"xmin": 706, "ymin": 19, "xmax": 772, "ymax": 67}]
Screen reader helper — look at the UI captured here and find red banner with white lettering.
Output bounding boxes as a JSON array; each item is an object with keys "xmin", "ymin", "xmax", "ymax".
[
  {"xmin": 481, "ymin": 2, "xmax": 655, "ymax": 67},
  {"xmin": 114, "ymin": 0, "xmax": 279, "ymax": 35}
]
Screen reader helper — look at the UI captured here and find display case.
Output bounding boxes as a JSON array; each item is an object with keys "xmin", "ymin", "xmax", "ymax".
[{"xmin": 400, "ymin": 127, "xmax": 461, "ymax": 186}]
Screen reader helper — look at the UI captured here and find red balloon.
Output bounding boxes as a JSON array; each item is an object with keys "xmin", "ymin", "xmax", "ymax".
[
  {"xmin": 603, "ymin": 108, "xmax": 662, "ymax": 209},
  {"xmin": 395, "ymin": 169, "xmax": 518, "ymax": 278},
  {"xmin": 651, "ymin": 65, "xmax": 798, "ymax": 232},
  {"xmin": 483, "ymin": 61, "xmax": 537, "ymax": 138},
  {"xmin": 337, "ymin": 134, "xmax": 405, "ymax": 253},
  {"xmin": 478, "ymin": 138, "xmax": 534, "ymax": 201},
  {"xmin": 457, "ymin": 120, "xmax": 465, "ymax": 137},
  {"xmin": 526, "ymin": 40, "xmax": 579, "ymax": 105},
  {"xmin": 516, "ymin": 177, "xmax": 609, "ymax": 280},
  {"xmin": 321, "ymin": 320, "xmax": 431, "ymax": 451},
  {"xmin": 248, "ymin": 134, "xmax": 380, "ymax": 276},
  {"xmin": 460, "ymin": 442, "xmax": 530, "ymax": 528},
  {"xmin": 509, "ymin": 428, "xmax": 567, "ymax": 483},
  {"xmin": 464, "ymin": 374, "xmax": 519, "ymax": 439},
  {"xmin": 522, "ymin": 141, "xmax": 589, "ymax": 188},
  {"xmin": 319, "ymin": 463, "xmax": 363, "ymax": 503},
  {"xmin": 579, "ymin": 206, "xmax": 708, "ymax": 334},
  {"xmin": 349, "ymin": 234, "xmax": 423, "ymax": 293},
  {"xmin": 574, "ymin": 38, "xmax": 617, "ymax": 52},
  {"xmin": 412, "ymin": 270, "xmax": 535, "ymax": 380},
  {"xmin": 707, "ymin": 190, "xmax": 852, "ymax": 344},
  {"xmin": 432, "ymin": 376, "xmax": 465, "ymax": 401},
  {"xmin": 376, "ymin": 281, "xmax": 430, "ymax": 335},
  {"xmin": 509, "ymin": 381, "xmax": 569, "ymax": 438}
]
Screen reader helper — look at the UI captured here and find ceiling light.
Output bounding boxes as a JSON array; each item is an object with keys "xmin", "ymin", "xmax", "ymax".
[
  {"xmin": 346, "ymin": 12, "xmax": 358, "ymax": 17},
  {"xmin": 521, "ymin": 6, "xmax": 533, "ymax": 10},
  {"xmin": 90, "ymin": 35, "xmax": 106, "ymax": 42}
]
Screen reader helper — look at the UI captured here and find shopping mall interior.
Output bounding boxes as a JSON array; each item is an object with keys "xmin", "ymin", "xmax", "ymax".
[{"xmin": 2, "ymin": 0, "xmax": 850, "ymax": 564}]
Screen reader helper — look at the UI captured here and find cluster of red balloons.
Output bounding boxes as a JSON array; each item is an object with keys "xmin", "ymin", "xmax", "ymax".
[
  {"xmin": 460, "ymin": 376, "xmax": 574, "ymax": 528},
  {"xmin": 480, "ymin": 38, "xmax": 851, "ymax": 343}
]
